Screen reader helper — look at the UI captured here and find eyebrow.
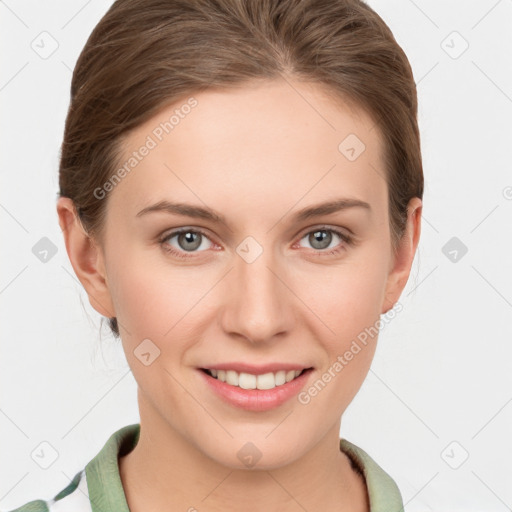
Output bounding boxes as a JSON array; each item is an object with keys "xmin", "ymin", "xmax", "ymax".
[{"xmin": 135, "ymin": 197, "xmax": 371, "ymax": 225}]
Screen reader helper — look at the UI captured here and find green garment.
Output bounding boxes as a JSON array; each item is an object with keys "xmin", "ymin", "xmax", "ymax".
[{"xmin": 6, "ymin": 423, "xmax": 404, "ymax": 512}]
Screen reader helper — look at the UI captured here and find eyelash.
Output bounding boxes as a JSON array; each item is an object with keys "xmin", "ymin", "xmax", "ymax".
[{"xmin": 158, "ymin": 225, "xmax": 354, "ymax": 260}]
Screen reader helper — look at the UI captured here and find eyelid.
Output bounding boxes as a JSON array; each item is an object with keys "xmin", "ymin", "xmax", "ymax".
[
  {"xmin": 159, "ymin": 224, "xmax": 351, "ymax": 242},
  {"xmin": 159, "ymin": 226, "xmax": 217, "ymax": 247},
  {"xmin": 296, "ymin": 223, "xmax": 352, "ymax": 240},
  {"xmin": 294, "ymin": 224, "xmax": 354, "ymax": 249}
]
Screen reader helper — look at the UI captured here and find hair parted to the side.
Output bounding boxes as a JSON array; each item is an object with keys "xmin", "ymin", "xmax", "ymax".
[{"xmin": 59, "ymin": 0, "xmax": 423, "ymax": 339}]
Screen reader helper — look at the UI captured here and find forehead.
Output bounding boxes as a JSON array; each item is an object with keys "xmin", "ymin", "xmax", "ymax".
[{"xmin": 109, "ymin": 78, "xmax": 387, "ymax": 220}]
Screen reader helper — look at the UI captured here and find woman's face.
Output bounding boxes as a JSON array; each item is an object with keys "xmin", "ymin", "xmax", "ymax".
[{"xmin": 78, "ymin": 78, "xmax": 419, "ymax": 468}]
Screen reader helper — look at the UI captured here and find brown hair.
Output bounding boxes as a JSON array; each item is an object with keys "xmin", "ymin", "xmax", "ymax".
[{"xmin": 59, "ymin": 0, "xmax": 423, "ymax": 338}]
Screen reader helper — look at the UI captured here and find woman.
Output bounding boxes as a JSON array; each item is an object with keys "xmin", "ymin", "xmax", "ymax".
[{"xmin": 9, "ymin": 0, "xmax": 422, "ymax": 510}]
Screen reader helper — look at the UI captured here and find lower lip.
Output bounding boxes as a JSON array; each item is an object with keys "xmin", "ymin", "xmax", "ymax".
[{"xmin": 198, "ymin": 368, "xmax": 314, "ymax": 412}]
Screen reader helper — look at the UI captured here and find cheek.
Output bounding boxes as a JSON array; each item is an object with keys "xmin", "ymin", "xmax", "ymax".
[
  {"xmin": 108, "ymin": 260, "xmax": 203, "ymax": 396},
  {"xmin": 307, "ymin": 253, "xmax": 389, "ymax": 341},
  {"xmin": 103, "ymin": 236, "xmax": 187, "ymax": 338},
  {"xmin": 109, "ymin": 261, "xmax": 203, "ymax": 339},
  {"xmin": 301, "ymin": 251, "xmax": 388, "ymax": 398}
]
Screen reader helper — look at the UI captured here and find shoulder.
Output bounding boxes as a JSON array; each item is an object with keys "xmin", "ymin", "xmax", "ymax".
[
  {"xmin": 4, "ymin": 424, "xmax": 140, "ymax": 512},
  {"xmin": 4, "ymin": 500, "xmax": 50, "ymax": 512},
  {"xmin": 3, "ymin": 469, "xmax": 90, "ymax": 512}
]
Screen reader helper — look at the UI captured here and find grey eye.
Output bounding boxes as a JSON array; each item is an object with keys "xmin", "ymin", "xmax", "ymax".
[
  {"xmin": 176, "ymin": 231, "xmax": 203, "ymax": 251},
  {"xmin": 163, "ymin": 229, "xmax": 213, "ymax": 253},
  {"xmin": 308, "ymin": 230, "xmax": 332, "ymax": 250}
]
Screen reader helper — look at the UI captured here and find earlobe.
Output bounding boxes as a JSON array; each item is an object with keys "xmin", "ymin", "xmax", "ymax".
[
  {"xmin": 381, "ymin": 197, "xmax": 422, "ymax": 314},
  {"xmin": 56, "ymin": 197, "xmax": 115, "ymax": 318}
]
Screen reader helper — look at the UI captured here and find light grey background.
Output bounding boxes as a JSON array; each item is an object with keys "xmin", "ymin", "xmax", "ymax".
[{"xmin": 1, "ymin": 1, "xmax": 511, "ymax": 511}]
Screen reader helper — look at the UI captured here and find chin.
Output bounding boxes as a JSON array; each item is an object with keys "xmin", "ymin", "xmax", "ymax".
[{"xmin": 200, "ymin": 434, "xmax": 306, "ymax": 471}]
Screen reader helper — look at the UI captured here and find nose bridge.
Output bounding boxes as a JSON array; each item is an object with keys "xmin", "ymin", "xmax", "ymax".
[{"xmin": 222, "ymin": 235, "xmax": 291, "ymax": 343}]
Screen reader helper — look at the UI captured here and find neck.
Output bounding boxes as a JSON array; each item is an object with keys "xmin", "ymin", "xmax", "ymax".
[{"xmin": 119, "ymin": 397, "xmax": 369, "ymax": 512}]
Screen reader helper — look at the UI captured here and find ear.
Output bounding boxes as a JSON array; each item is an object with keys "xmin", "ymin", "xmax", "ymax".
[
  {"xmin": 381, "ymin": 197, "xmax": 422, "ymax": 314},
  {"xmin": 56, "ymin": 197, "xmax": 115, "ymax": 318}
]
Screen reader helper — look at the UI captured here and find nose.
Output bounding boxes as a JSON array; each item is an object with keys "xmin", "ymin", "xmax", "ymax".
[{"xmin": 219, "ymin": 243, "xmax": 294, "ymax": 344}]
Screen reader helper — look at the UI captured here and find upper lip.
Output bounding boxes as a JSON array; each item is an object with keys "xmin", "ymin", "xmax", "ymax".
[{"xmin": 200, "ymin": 362, "xmax": 313, "ymax": 375}]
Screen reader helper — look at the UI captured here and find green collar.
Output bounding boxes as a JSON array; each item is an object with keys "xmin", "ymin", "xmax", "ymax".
[
  {"xmin": 85, "ymin": 424, "xmax": 139, "ymax": 512},
  {"xmin": 339, "ymin": 438, "xmax": 404, "ymax": 512},
  {"xmin": 85, "ymin": 423, "xmax": 403, "ymax": 512}
]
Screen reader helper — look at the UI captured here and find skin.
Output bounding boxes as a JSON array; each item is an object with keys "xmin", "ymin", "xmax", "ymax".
[{"xmin": 57, "ymin": 77, "xmax": 421, "ymax": 512}]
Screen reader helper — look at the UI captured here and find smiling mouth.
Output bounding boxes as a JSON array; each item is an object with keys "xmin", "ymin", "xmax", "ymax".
[{"xmin": 200, "ymin": 367, "xmax": 313, "ymax": 390}]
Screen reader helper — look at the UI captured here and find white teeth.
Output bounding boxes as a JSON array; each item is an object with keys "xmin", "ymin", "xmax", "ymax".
[
  {"xmin": 226, "ymin": 370, "xmax": 239, "ymax": 386},
  {"xmin": 275, "ymin": 370, "xmax": 286, "ymax": 386},
  {"xmin": 239, "ymin": 373, "xmax": 257, "ymax": 389},
  {"xmin": 256, "ymin": 372, "xmax": 274, "ymax": 390},
  {"xmin": 207, "ymin": 368, "xmax": 306, "ymax": 390}
]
